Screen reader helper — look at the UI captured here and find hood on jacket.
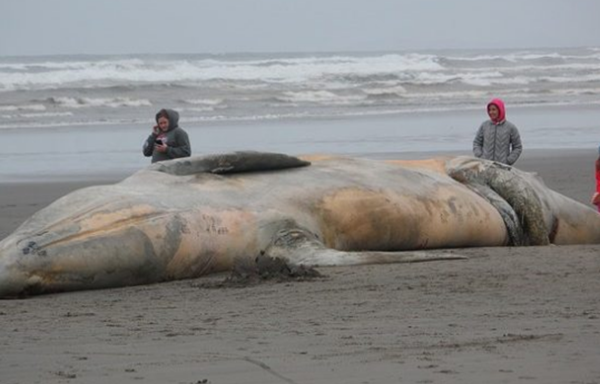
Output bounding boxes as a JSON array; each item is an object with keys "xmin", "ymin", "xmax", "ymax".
[
  {"xmin": 487, "ymin": 98, "xmax": 506, "ymax": 124},
  {"xmin": 155, "ymin": 108, "xmax": 180, "ymax": 131}
]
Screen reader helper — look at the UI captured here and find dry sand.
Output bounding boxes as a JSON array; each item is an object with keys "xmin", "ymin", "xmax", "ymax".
[{"xmin": 1, "ymin": 150, "xmax": 600, "ymax": 384}]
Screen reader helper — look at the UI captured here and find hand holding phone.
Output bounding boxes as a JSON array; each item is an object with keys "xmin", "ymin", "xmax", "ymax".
[{"xmin": 154, "ymin": 139, "xmax": 167, "ymax": 153}]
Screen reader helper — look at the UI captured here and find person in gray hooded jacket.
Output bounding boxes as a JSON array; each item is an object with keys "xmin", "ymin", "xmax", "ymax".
[
  {"xmin": 143, "ymin": 108, "xmax": 191, "ymax": 163},
  {"xmin": 472, "ymin": 98, "xmax": 522, "ymax": 165}
]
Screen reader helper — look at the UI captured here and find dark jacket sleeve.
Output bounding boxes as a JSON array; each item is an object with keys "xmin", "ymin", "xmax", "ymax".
[
  {"xmin": 143, "ymin": 134, "xmax": 156, "ymax": 157},
  {"xmin": 167, "ymin": 129, "xmax": 191, "ymax": 159}
]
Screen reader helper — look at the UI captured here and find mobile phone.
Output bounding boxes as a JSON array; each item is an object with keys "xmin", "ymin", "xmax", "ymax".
[{"xmin": 154, "ymin": 139, "xmax": 163, "ymax": 144}]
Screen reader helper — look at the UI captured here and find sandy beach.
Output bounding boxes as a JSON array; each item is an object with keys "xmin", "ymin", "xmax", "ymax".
[{"xmin": 1, "ymin": 149, "xmax": 600, "ymax": 384}]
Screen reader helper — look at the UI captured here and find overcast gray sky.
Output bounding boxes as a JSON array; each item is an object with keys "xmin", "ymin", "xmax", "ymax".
[{"xmin": 2, "ymin": 0, "xmax": 599, "ymax": 56}]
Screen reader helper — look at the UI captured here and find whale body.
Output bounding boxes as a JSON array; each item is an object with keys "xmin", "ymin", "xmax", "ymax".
[{"xmin": 1, "ymin": 152, "xmax": 599, "ymax": 298}]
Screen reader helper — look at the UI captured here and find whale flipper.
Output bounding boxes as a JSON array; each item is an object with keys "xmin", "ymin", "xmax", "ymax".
[{"xmin": 263, "ymin": 224, "xmax": 467, "ymax": 267}]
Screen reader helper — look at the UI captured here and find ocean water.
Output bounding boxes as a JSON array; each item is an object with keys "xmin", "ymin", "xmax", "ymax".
[{"xmin": 1, "ymin": 47, "xmax": 599, "ymax": 181}]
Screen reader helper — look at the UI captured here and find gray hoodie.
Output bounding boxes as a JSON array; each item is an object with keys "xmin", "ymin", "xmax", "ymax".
[{"xmin": 143, "ymin": 109, "xmax": 191, "ymax": 163}]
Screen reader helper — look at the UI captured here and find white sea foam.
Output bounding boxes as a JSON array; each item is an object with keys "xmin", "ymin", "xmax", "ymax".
[
  {"xmin": 183, "ymin": 98, "xmax": 225, "ymax": 106},
  {"xmin": 1, "ymin": 51, "xmax": 598, "ymax": 93},
  {"xmin": 2, "ymin": 111, "xmax": 73, "ymax": 120},
  {"xmin": 279, "ymin": 90, "xmax": 365, "ymax": 104},
  {"xmin": 48, "ymin": 96, "xmax": 152, "ymax": 108},
  {"xmin": 181, "ymin": 106, "xmax": 217, "ymax": 113},
  {"xmin": 549, "ymin": 87, "xmax": 600, "ymax": 96},
  {"xmin": 0, "ymin": 58, "xmax": 145, "ymax": 71},
  {"xmin": 538, "ymin": 73, "xmax": 600, "ymax": 83},
  {"xmin": 1, "ymin": 48, "xmax": 599, "ymax": 129},
  {"xmin": 363, "ymin": 85, "xmax": 407, "ymax": 96},
  {"xmin": 446, "ymin": 51, "xmax": 600, "ymax": 62},
  {"xmin": 0, "ymin": 104, "xmax": 46, "ymax": 112},
  {"xmin": 20, "ymin": 112, "xmax": 74, "ymax": 118},
  {"xmin": 0, "ymin": 53, "xmax": 445, "ymax": 90}
]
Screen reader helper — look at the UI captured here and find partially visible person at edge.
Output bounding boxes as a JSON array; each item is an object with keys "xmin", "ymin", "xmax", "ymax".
[
  {"xmin": 143, "ymin": 108, "xmax": 191, "ymax": 163},
  {"xmin": 472, "ymin": 98, "xmax": 523, "ymax": 165},
  {"xmin": 591, "ymin": 145, "xmax": 600, "ymax": 212}
]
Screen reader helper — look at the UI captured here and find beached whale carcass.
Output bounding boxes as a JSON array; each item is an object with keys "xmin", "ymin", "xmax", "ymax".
[{"xmin": 1, "ymin": 151, "xmax": 599, "ymax": 298}]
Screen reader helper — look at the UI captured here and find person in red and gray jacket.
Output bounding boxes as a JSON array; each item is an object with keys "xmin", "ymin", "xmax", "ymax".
[
  {"xmin": 143, "ymin": 108, "xmax": 191, "ymax": 163},
  {"xmin": 472, "ymin": 98, "xmax": 523, "ymax": 165},
  {"xmin": 592, "ymin": 146, "xmax": 600, "ymax": 212}
]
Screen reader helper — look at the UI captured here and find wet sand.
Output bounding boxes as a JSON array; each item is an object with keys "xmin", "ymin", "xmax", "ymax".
[{"xmin": 1, "ymin": 149, "xmax": 600, "ymax": 384}]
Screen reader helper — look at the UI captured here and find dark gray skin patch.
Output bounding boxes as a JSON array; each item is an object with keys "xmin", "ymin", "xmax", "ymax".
[
  {"xmin": 446, "ymin": 197, "xmax": 459, "ymax": 215},
  {"xmin": 448, "ymin": 160, "xmax": 548, "ymax": 246},
  {"xmin": 150, "ymin": 151, "xmax": 311, "ymax": 176},
  {"xmin": 162, "ymin": 215, "xmax": 186, "ymax": 257},
  {"xmin": 548, "ymin": 217, "xmax": 560, "ymax": 244},
  {"xmin": 466, "ymin": 183, "xmax": 523, "ymax": 246}
]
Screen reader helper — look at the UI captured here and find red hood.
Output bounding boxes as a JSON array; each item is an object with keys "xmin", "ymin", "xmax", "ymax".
[{"xmin": 487, "ymin": 98, "xmax": 506, "ymax": 124}]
